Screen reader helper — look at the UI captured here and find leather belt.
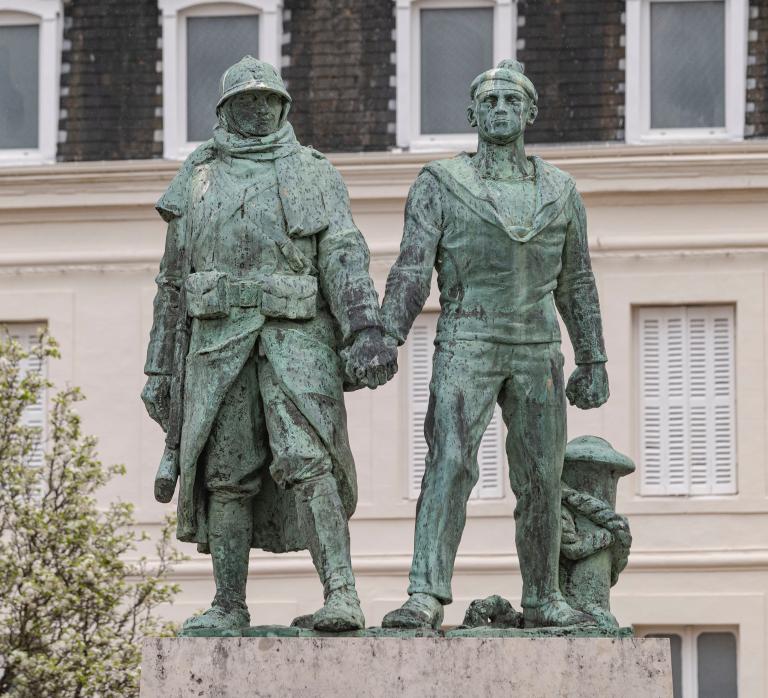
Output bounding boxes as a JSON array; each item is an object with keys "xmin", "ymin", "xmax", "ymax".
[{"xmin": 226, "ymin": 279, "xmax": 262, "ymax": 308}]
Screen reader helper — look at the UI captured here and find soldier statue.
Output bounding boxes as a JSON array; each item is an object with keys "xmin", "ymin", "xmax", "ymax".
[
  {"xmin": 141, "ymin": 56, "xmax": 397, "ymax": 634},
  {"xmin": 379, "ymin": 60, "xmax": 610, "ymax": 630}
]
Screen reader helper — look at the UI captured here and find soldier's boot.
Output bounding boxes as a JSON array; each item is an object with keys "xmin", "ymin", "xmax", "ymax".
[
  {"xmin": 181, "ymin": 495, "xmax": 252, "ymax": 634},
  {"xmin": 295, "ymin": 473, "xmax": 365, "ymax": 632}
]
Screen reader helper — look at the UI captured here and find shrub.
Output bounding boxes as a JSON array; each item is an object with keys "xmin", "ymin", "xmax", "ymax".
[{"xmin": 0, "ymin": 332, "xmax": 183, "ymax": 697}]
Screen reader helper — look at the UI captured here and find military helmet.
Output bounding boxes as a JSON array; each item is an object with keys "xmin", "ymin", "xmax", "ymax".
[{"xmin": 217, "ymin": 55, "xmax": 291, "ymax": 110}]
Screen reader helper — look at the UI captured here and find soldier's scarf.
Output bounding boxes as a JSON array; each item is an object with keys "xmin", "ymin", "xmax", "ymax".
[
  {"xmin": 213, "ymin": 120, "xmax": 327, "ymax": 238},
  {"xmin": 157, "ymin": 120, "xmax": 327, "ymax": 239}
]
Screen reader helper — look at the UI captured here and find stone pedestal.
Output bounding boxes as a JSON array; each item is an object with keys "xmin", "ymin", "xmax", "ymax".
[{"xmin": 141, "ymin": 636, "xmax": 672, "ymax": 697}]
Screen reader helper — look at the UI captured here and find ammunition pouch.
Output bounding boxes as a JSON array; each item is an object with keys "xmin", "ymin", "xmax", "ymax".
[
  {"xmin": 261, "ymin": 273, "xmax": 318, "ymax": 320},
  {"xmin": 185, "ymin": 271, "xmax": 317, "ymax": 321},
  {"xmin": 185, "ymin": 271, "xmax": 229, "ymax": 319}
]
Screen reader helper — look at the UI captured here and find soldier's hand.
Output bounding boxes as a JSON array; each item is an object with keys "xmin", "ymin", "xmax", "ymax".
[
  {"xmin": 565, "ymin": 362, "xmax": 609, "ymax": 409},
  {"xmin": 345, "ymin": 328, "xmax": 398, "ymax": 389},
  {"xmin": 141, "ymin": 374, "xmax": 172, "ymax": 432}
]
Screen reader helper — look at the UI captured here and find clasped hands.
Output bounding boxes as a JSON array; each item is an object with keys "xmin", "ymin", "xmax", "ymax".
[{"xmin": 343, "ymin": 327, "xmax": 399, "ymax": 390}]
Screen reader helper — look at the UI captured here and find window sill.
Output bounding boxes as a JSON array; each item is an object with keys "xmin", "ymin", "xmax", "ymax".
[
  {"xmin": 406, "ymin": 135, "xmax": 478, "ymax": 154},
  {"xmin": 163, "ymin": 141, "xmax": 207, "ymax": 161},
  {"xmin": 0, "ymin": 149, "xmax": 55, "ymax": 167},
  {"xmin": 627, "ymin": 130, "xmax": 744, "ymax": 146}
]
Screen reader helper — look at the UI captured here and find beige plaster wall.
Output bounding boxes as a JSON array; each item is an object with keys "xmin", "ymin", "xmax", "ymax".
[{"xmin": 1, "ymin": 142, "xmax": 767, "ymax": 695}]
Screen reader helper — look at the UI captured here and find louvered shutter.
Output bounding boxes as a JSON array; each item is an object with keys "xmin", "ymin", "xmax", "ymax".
[
  {"xmin": 666, "ymin": 312, "xmax": 688, "ymax": 493},
  {"xmin": 639, "ymin": 313, "xmax": 664, "ymax": 493},
  {"xmin": 5, "ymin": 323, "xmax": 47, "ymax": 473},
  {"xmin": 638, "ymin": 306, "xmax": 736, "ymax": 495},
  {"xmin": 689, "ymin": 307, "xmax": 736, "ymax": 494},
  {"xmin": 711, "ymin": 312, "xmax": 736, "ymax": 492},
  {"xmin": 408, "ymin": 322, "xmax": 432, "ymax": 499},
  {"xmin": 407, "ymin": 315, "xmax": 504, "ymax": 500}
]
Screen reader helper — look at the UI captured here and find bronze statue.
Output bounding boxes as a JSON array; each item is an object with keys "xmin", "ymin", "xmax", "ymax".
[
  {"xmin": 141, "ymin": 56, "xmax": 397, "ymax": 635},
  {"xmin": 379, "ymin": 60, "xmax": 610, "ymax": 630}
]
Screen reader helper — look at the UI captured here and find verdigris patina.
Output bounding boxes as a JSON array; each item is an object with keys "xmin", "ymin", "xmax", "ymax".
[
  {"xmin": 458, "ymin": 436, "xmax": 635, "ymax": 636},
  {"xmin": 141, "ymin": 56, "xmax": 397, "ymax": 636},
  {"xmin": 559, "ymin": 436, "xmax": 634, "ymax": 629},
  {"xmin": 381, "ymin": 60, "xmax": 611, "ymax": 631}
]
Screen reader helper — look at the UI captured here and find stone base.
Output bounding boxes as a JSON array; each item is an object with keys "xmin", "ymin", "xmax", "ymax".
[
  {"xmin": 177, "ymin": 623, "xmax": 632, "ymax": 639},
  {"xmin": 141, "ymin": 637, "xmax": 672, "ymax": 697}
]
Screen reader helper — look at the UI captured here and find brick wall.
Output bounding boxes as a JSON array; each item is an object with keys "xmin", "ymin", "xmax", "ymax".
[
  {"xmin": 747, "ymin": 0, "xmax": 768, "ymax": 138},
  {"xmin": 58, "ymin": 0, "xmax": 162, "ymax": 161},
  {"xmin": 282, "ymin": 0, "xmax": 396, "ymax": 152},
  {"xmin": 52, "ymin": 0, "xmax": 764, "ymax": 160},
  {"xmin": 516, "ymin": 0, "xmax": 625, "ymax": 144}
]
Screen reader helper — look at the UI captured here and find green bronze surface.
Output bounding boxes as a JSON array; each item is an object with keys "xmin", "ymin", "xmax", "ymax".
[
  {"xmin": 560, "ymin": 436, "xmax": 635, "ymax": 628},
  {"xmin": 178, "ymin": 624, "xmax": 631, "ymax": 639},
  {"xmin": 380, "ymin": 60, "xmax": 619, "ymax": 633},
  {"xmin": 142, "ymin": 56, "xmax": 397, "ymax": 635},
  {"xmin": 144, "ymin": 55, "xmax": 634, "ymax": 639}
]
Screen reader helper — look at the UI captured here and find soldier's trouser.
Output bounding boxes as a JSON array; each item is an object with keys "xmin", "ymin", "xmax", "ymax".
[
  {"xmin": 202, "ymin": 349, "xmax": 354, "ymax": 608},
  {"xmin": 407, "ymin": 340, "xmax": 566, "ymax": 609}
]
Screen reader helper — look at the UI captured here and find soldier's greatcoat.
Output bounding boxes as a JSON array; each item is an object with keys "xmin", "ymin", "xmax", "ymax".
[{"xmin": 145, "ymin": 123, "xmax": 382, "ymax": 553}]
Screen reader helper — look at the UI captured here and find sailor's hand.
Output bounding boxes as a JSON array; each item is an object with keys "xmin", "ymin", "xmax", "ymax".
[
  {"xmin": 345, "ymin": 328, "xmax": 398, "ymax": 389},
  {"xmin": 565, "ymin": 362, "xmax": 609, "ymax": 409},
  {"xmin": 141, "ymin": 374, "xmax": 171, "ymax": 431}
]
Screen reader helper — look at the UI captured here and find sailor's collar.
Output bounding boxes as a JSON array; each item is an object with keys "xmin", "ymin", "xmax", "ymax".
[{"xmin": 424, "ymin": 152, "xmax": 575, "ymax": 242}]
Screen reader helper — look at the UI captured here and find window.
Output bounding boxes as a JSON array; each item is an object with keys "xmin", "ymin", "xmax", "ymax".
[
  {"xmin": 638, "ymin": 627, "xmax": 738, "ymax": 698},
  {"xmin": 625, "ymin": 0, "xmax": 748, "ymax": 142},
  {"xmin": 395, "ymin": 0, "xmax": 516, "ymax": 152},
  {"xmin": 160, "ymin": 0, "xmax": 282, "ymax": 159},
  {"xmin": 0, "ymin": 1, "xmax": 62, "ymax": 164},
  {"xmin": 2, "ymin": 323, "xmax": 47, "ymax": 474},
  {"xmin": 637, "ymin": 306, "xmax": 736, "ymax": 495},
  {"xmin": 407, "ymin": 315, "xmax": 504, "ymax": 500}
]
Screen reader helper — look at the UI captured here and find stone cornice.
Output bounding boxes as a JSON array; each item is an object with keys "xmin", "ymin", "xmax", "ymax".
[
  {"xmin": 1, "ymin": 141, "xmax": 768, "ymax": 216},
  {"xmin": 128, "ymin": 547, "xmax": 768, "ymax": 579}
]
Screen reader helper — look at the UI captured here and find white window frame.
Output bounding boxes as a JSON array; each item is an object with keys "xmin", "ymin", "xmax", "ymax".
[
  {"xmin": 0, "ymin": 0, "xmax": 62, "ymax": 165},
  {"xmin": 395, "ymin": 0, "xmax": 515, "ymax": 152},
  {"xmin": 638, "ymin": 625, "xmax": 739, "ymax": 698},
  {"xmin": 625, "ymin": 0, "xmax": 748, "ymax": 143},
  {"xmin": 159, "ymin": 0, "xmax": 283, "ymax": 160}
]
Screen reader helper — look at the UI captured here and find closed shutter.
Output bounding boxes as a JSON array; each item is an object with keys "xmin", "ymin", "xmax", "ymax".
[
  {"xmin": 407, "ymin": 314, "xmax": 504, "ymax": 500},
  {"xmin": 638, "ymin": 306, "xmax": 736, "ymax": 495},
  {"xmin": 4, "ymin": 323, "xmax": 47, "ymax": 472},
  {"xmin": 408, "ymin": 322, "xmax": 432, "ymax": 499}
]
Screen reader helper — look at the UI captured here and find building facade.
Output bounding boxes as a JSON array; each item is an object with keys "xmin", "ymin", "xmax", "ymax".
[{"xmin": 1, "ymin": 1, "xmax": 767, "ymax": 695}]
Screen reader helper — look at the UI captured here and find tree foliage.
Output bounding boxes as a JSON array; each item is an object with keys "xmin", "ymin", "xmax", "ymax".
[{"xmin": 0, "ymin": 332, "xmax": 184, "ymax": 697}]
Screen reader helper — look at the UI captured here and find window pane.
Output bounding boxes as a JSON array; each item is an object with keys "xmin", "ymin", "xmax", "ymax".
[
  {"xmin": 698, "ymin": 632, "xmax": 737, "ymax": 698},
  {"xmin": 650, "ymin": 2, "xmax": 725, "ymax": 129},
  {"xmin": 186, "ymin": 15, "xmax": 260, "ymax": 142},
  {"xmin": 647, "ymin": 634, "xmax": 683, "ymax": 698},
  {"xmin": 0, "ymin": 24, "xmax": 39, "ymax": 149},
  {"xmin": 420, "ymin": 8, "xmax": 493, "ymax": 135}
]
